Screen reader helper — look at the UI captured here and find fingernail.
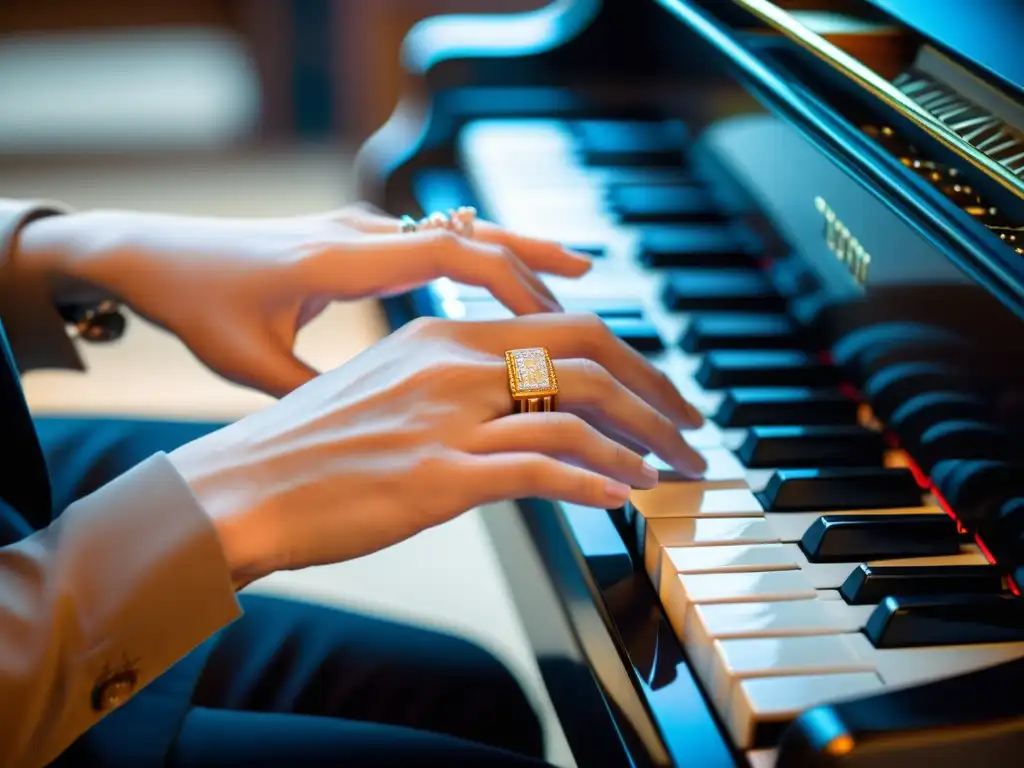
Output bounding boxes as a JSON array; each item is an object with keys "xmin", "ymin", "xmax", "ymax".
[
  {"xmin": 686, "ymin": 402, "xmax": 705, "ymax": 427},
  {"xmin": 563, "ymin": 248, "xmax": 594, "ymax": 268},
  {"xmin": 641, "ymin": 460, "xmax": 660, "ymax": 485},
  {"xmin": 605, "ymin": 479, "xmax": 632, "ymax": 506},
  {"xmin": 562, "ymin": 246, "xmax": 592, "ymax": 259},
  {"xmin": 688, "ymin": 452, "xmax": 708, "ymax": 479}
]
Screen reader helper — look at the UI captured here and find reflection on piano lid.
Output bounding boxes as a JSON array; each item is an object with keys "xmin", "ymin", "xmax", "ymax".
[{"xmin": 357, "ymin": 0, "xmax": 1024, "ymax": 766}]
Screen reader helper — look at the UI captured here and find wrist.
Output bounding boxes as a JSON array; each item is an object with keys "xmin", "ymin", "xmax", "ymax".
[
  {"xmin": 14, "ymin": 210, "xmax": 131, "ymax": 305},
  {"xmin": 168, "ymin": 437, "xmax": 278, "ymax": 590},
  {"xmin": 10, "ymin": 213, "xmax": 71, "ymax": 294}
]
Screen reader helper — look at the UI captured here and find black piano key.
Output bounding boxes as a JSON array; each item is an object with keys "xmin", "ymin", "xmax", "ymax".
[
  {"xmin": 912, "ymin": 419, "xmax": 1010, "ymax": 472},
  {"xmin": 977, "ymin": 496, "xmax": 1024, "ymax": 561},
  {"xmin": 777, "ymin": 656, "xmax": 1024, "ymax": 767},
  {"xmin": 757, "ymin": 468, "xmax": 923, "ymax": 512},
  {"xmin": 712, "ymin": 388, "xmax": 858, "ymax": 427},
  {"xmin": 572, "ymin": 119, "xmax": 686, "ymax": 167},
  {"xmin": 840, "ymin": 563, "xmax": 1005, "ymax": 605},
  {"xmin": 800, "ymin": 513, "xmax": 960, "ymax": 563},
  {"xmin": 679, "ymin": 313, "xmax": 801, "ymax": 353},
  {"xmin": 694, "ymin": 350, "xmax": 837, "ymax": 389},
  {"xmin": 865, "ymin": 593, "xmax": 1024, "ymax": 648},
  {"xmin": 661, "ymin": 270, "xmax": 785, "ymax": 313},
  {"xmin": 932, "ymin": 459, "xmax": 1024, "ymax": 526},
  {"xmin": 638, "ymin": 225, "xmax": 757, "ymax": 269},
  {"xmin": 888, "ymin": 391, "xmax": 989, "ymax": 440},
  {"xmin": 597, "ymin": 167, "xmax": 697, "ymax": 187},
  {"xmin": 604, "ymin": 317, "xmax": 664, "ymax": 353},
  {"xmin": 768, "ymin": 258, "xmax": 819, "ymax": 298},
  {"xmin": 831, "ymin": 321, "xmax": 969, "ymax": 374},
  {"xmin": 863, "ymin": 362, "xmax": 966, "ymax": 419},
  {"xmin": 737, "ymin": 425, "xmax": 886, "ymax": 468},
  {"xmin": 608, "ymin": 184, "xmax": 725, "ymax": 224}
]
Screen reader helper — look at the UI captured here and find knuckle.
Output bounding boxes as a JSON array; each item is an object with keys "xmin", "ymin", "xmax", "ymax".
[
  {"xmin": 614, "ymin": 439, "xmax": 641, "ymax": 468},
  {"xmin": 548, "ymin": 412, "xmax": 590, "ymax": 440},
  {"xmin": 427, "ymin": 228, "xmax": 459, "ymax": 249},
  {"xmin": 405, "ymin": 359, "xmax": 477, "ymax": 393},
  {"xmin": 652, "ymin": 410, "xmax": 678, "ymax": 439},
  {"xmin": 403, "ymin": 315, "xmax": 446, "ymax": 337},
  {"xmin": 516, "ymin": 457, "xmax": 549, "ymax": 490},
  {"xmin": 573, "ymin": 313, "xmax": 613, "ymax": 354},
  {"xmin": 411, "ymin": 449, "xmax": 453, "ymax": 479},
  {"xmin": 575, "ymin": 470, "xmax": 604, "ymax": 502},
  {"xmin": 487, "ymin": 246, "xmax": 518, "ymax": 273},
  {"xmin": 578, "ymin": 358, "xmax": 614, "ymax": 393}
]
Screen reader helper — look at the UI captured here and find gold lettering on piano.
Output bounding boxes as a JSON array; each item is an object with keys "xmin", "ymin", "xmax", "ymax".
[{"xmin": 815, "ymin": 196, "xmax": 871, "ymax": 286}]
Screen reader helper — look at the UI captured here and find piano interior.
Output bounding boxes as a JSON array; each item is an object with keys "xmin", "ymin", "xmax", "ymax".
[{"xmin": 356, "ymin": 0, "xmax": 1024, "ymax": 765}]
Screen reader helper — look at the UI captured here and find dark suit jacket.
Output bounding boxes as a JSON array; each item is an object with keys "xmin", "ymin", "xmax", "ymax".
[{"xmin": 0, "ymin": 200, "xmax": 240, "ymax": 768}]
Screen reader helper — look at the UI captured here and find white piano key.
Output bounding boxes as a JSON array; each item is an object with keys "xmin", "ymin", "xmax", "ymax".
[
  {"xmin": 647, "ymin": 446, "xmax": 748, "ymax": 482},
  {"xmin": 702, "ymin": 447, "xmax": 749, "ymax": 482},
  {"xmin": 705, "ymin": 633, "xmax": 877, "ymax": 717},
  {"xmin": 631, "ymin": 484, "xmax": 762, "ymax": 519},
  {"xmin": 645, "ymin": 517, "xmax": 777, "ymax": 586},
  {"xmin": 747, "ymin": 749, "xmax": 778, "ymax": 768},
  {"xmin": 661, "ymin": 542, "xmax": 800, "ymax": 581},
  {"xmin": 679, "ymin": 570, "xmax": 818, "ymax": 605},
  {"xmin": 662, "ymin": 571, "xmax": 818, "ymax": 636},
  {"xmin": 680, "ymin": 420, "xmax": 726, "ymax": 449},
  {"xmin": 855, "ymin": 641, "xmax": 1024, "ymax": 690},
  {"xmin": 728, "ymin": 672, "xmax": 883, "ymax": 749},
  {"xmin": 680, "ymin": 598, "xmax": 876, "ymax": 678},
  {"xmin": 646, "ymin": 516, "xmax": 776, "ymax": 550}
]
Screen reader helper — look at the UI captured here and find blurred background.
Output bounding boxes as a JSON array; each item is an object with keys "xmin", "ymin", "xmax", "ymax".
[{"xmin": 0, "ymin": 1, "xmax": 571, "ymax": 764}]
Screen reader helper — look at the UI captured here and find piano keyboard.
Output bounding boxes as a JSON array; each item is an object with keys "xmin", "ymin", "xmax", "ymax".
[{"xmin": 416, "ymin": 116, "xmax": 1024, "ymax": 765}]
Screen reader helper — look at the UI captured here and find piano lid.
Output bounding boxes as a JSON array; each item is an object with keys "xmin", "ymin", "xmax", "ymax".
[{"xmin": 864, "ymin": 0, "xmax": 1024, "ymax": 102}]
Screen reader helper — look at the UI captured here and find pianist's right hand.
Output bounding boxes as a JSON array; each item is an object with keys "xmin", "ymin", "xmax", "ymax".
[{"xmin": 168, "ymin": 312, "xmax": 706, "ymax": 587}]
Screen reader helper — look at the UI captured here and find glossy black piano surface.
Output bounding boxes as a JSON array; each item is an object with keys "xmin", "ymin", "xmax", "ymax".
[{"xmin": 355, "ymin": 1, "xmax": 1024, "ymax": 765}]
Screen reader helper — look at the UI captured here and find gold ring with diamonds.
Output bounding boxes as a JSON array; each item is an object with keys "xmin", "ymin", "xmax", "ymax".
[
  {"xmin": 401, "ymin": 206, "xmax": 477, "ymax": 238},
  {"xmin": 505, "ymin": 347, "xmax": 559, "ymax": 413}
]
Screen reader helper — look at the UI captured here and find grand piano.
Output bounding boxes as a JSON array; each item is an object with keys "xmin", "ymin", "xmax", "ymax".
[{"xmin": 354, "ymin": 1, "xmax": 1024, "ymax": 765}]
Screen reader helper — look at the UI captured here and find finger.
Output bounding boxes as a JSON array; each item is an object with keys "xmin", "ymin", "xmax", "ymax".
[
  {"xmin": 460, "ymin": 451, "xmax": 634, "ymax": 509},
  {"xmin": 553, "ymin": 358, "xmax": 705, "ymax": 478},
  {"xmin": 504, "ymin": 245, "xmax": 562, "ymax": 308},
  {"xmin": 335, "ymin": 209, "xmax": 593, "ymax": 278},
  {"xmin": 596, "ymin": 424, "xmax": 650, "ymax": 457},
  {"xmin": 462, "ymin": 412, "xmax": 658, "ymax": 490},
  {"xmin": 474, "ymin": 221, "xmax": 593, "ymax": 277},
  {"xmin": 333, "ymin": 230, "xmax": 560, "ymax": 314},
  {"xmin": 459, "ymin": 313, "xmax": 703, "ymax": 428}
]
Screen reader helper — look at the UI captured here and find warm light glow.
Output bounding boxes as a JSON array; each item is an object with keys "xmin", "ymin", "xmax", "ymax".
[{"xmin": 824, "ymin": 734, "xmax": 856, "ymax": 756}]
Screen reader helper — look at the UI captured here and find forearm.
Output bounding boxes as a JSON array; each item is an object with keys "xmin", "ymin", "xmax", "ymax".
[{"xmin": 0, "ymin": 453, "xmax": 242, "ymax": 767}]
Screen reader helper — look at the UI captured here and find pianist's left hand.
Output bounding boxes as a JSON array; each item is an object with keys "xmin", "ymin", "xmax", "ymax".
[{"xmin": 15, "ymin": 203, "xmax": 592, "ymax": 397}]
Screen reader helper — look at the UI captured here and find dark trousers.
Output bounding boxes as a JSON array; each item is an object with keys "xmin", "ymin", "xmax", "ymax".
[{"xmin": 38, "ymin": 417, "xmax": 549, "ymax": 767}]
